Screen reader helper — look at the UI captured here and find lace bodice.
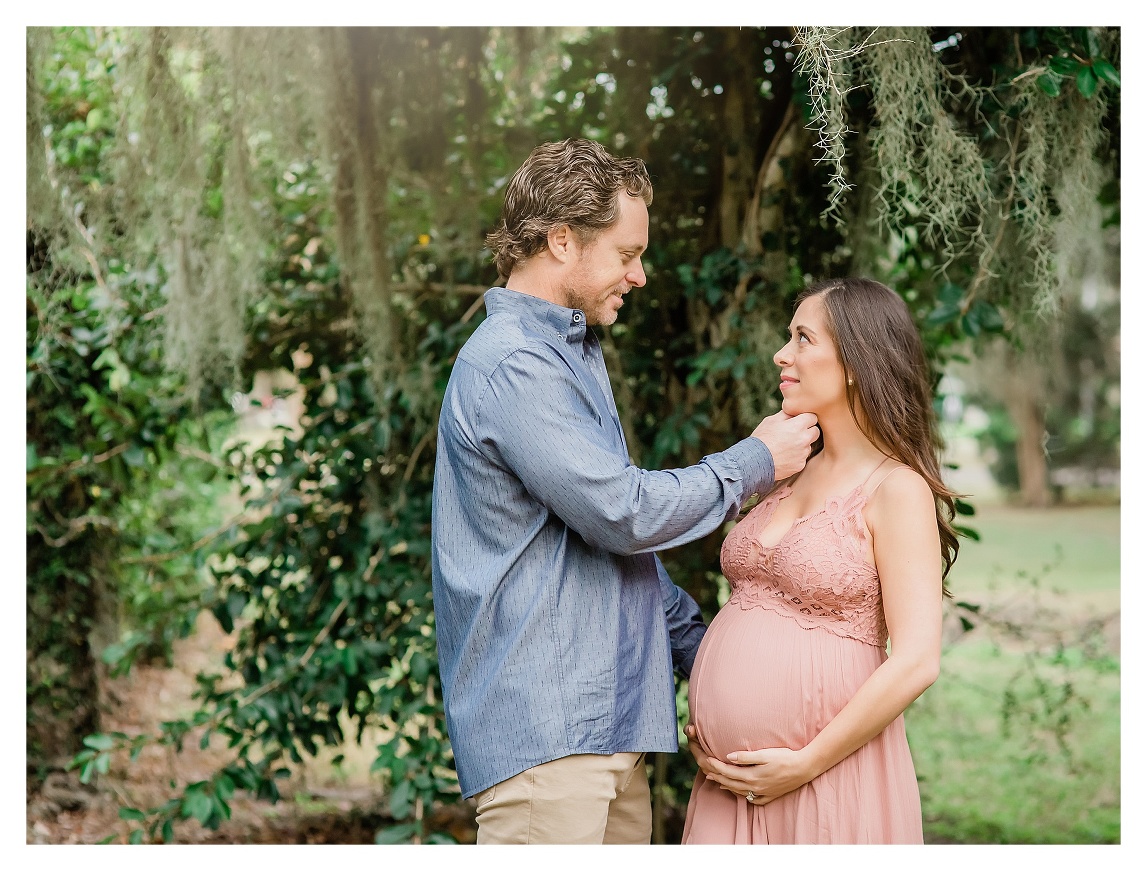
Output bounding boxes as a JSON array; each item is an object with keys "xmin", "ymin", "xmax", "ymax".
[{"xmin": 720, "ymin": 480, "xmax": 890, "ymax": 647}]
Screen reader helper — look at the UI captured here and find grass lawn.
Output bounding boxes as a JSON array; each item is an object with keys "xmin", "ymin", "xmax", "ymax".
[
  {"xmin": 947, "ymin": 503, "xmax": 1120, "ymax": 598},
  {"xmin": 906, "ymin": 502, "xmax": 1121, "ymax": 844}
]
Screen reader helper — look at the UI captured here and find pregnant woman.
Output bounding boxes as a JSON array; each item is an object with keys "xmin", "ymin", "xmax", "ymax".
[{"xmin": 681, "ymin": 277, "xmax": 962, "ymax": 844}]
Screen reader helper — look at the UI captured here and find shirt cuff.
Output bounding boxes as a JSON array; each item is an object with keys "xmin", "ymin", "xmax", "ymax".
[{"xmin": 707, "ymin": 436, "xmax": 775, "ymax": 500}]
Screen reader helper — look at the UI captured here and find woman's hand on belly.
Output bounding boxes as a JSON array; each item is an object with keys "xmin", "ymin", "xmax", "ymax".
[{"xmin": 695, "ymin": 741, "xmax": 815, "ymax": 806}]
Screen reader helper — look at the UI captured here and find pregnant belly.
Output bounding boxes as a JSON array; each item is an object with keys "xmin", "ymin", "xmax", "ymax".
[{"xmin": 688, "ymin": 603, "xmax": 885, "ymax": 761}]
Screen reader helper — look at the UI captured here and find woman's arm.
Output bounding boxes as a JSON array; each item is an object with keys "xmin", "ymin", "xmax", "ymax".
[{"xmin": 696, "ymin": 467, "xmax": 944, "ymax": 804}]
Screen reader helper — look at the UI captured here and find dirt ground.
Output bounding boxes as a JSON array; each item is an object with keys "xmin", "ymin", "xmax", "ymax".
[{"xmin": 25, "ymin": 612, "xmax": 477, "ymax": 845}]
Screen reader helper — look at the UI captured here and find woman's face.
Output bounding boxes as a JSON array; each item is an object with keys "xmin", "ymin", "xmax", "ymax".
[{"xmin": 773, "ymin": 294, "xmax": 849, "ymax": 417}]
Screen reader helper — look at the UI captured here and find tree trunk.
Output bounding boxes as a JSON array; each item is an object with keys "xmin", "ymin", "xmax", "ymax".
[
  {"xmin": 1011, "ymin": 391, "xmax": 1052, "ymax": 507},
  {"xmin": 717, "ymin": 30, "xmax": 757, "ymax": 250},
  {"xmin": 1000, "ymin": 343, "xmax": 1053, "ymax": 507}
]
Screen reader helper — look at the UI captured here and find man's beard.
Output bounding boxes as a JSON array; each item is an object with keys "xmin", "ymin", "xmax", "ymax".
[{"xmin": 561, "ymin": 282, "xmax": 621, "ymax": 327}]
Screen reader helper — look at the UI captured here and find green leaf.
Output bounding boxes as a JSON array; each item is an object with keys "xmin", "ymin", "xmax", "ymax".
[
  {"xmin": 212, "ymin": 600, "xmax": 234, "ymax": 634},
  {"xmin": 184, "ymin": 788, "xmax": 215, "ymax": 825},
  {"xmin": 211, "ymin": 793, "xmax": 232, "ymax": 824},
  {"xmin": 375, "ymin": 822, "xmax": 418, "ymax": 844},
  {"xmin": 1098, "ymin": 179, "xmax": 1119, "ymax": 205},
  {"xmin": 1092, "ymin": 58, "xmax": 1120, "ymax": 86},
  {"xmin": 1036, "ymin": 73, "xmax": 1061, "ymax": 97},
  {"xmin": 954, "ymin": 498, "xmax": 976, "ymax": 517},
  {"xmin": 83, "ymin": 733, "xmax": 116, "ymax": 751},
  {"xmin": 389, "ymin": 778, "xmax": 414, "ymax": 819},
  {"xmin": 968, "ymin": 302, "xmax": 1004, "ymax": 337},
  {"xmin": 215, "ymin": 773, "xmax": 235, "ymax": 799},
  {"xmin": 1084, "ymin": 28, "xmax": 1101, "ymax": 59},
  {"xmin": 1076, "ymin": 66, "xmax": 1099, "ymax": 98},
  {"xmin": 129, "ymin": 829, "xmax": 144, "ymax": 845},
  {"xmin": 1049, "ymin": 55, "xmax": 1082, "ymax": 76},
  {"xmin": 925, "ymin": 302, "xmax": 961, "ymax": 327},
  {"xmin": 119, "ymin": 807, "xmax": 146, "ymax": 821},
  {"xmin": 410, "ymin": 650, "xmax": 430, "ymax": 684},
  {"xmin": 938, "ymin": 282, "xmax": 964, "ymax": 305}
]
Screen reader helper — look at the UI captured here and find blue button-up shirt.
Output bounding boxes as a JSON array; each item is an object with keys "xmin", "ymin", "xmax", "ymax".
[{"xmin": 431, "ymin": 287, "xmax": 775, "ymax": 798}]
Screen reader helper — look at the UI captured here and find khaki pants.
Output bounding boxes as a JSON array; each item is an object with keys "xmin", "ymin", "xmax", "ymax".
[{"xmin": 473, "ymin": 752, "xmax": 651, "ymax": 844}]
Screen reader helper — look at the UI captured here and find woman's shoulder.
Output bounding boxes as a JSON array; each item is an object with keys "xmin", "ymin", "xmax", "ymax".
[{"xmin": 866, "ymin": 463, "xmax": 936, "ymax": 522}]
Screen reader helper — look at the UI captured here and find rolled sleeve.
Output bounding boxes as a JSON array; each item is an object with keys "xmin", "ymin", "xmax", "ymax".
[{"xmin": 700, "ymin": 436, "xmax": 775, "ymax": 502}]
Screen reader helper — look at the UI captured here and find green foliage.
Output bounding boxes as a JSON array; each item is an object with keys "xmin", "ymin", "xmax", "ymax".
[
  {"xmin": 907, "ymin": 504, "xmax": 1119, "ymax": 843},
  {"xmin": 28, "ymin": 25, "xmax": 1119, "ymax": 844},
  {"xmin": 26, "ymin": 250, "xmax": 229, "ymax": 758},
  {"xmin": 27, "ymin": 26, "xmax": 235, "ymax": 774},
  {"xmin": 83, "ymin": 149, "xmax": 486, "ymax": 842},
  {"xmin": 797, "ymin": 26, "xmax": 1120, "ymax": 322},
  {"xmin": 910, "ymin": 628, "xmax": 1119, "ymax": 843}
]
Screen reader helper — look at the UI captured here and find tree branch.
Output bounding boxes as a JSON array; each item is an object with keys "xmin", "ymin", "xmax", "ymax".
[
  {"xmin": 742, "ymin": 99, "xmax": 799, "ymax": 257},
  {"xmin": 35, "ymin": 515, "xmax": 118, "ymax": 548},
  {"xmin": 27, "ymin": 442, "xmax": 131, "ymax": 480},
  {"xmin": 403, "ymin": 424, "xmax": 437, "ymax": 484}
]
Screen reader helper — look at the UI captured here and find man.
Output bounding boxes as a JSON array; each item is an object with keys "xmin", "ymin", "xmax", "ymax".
[{"xmin": 431, "ymin": 138, "xmax": 819, "ymax": 844}]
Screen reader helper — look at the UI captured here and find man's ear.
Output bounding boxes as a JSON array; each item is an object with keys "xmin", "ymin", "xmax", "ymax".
[{"xmin": 547, "ymin": 224, "xmax": 578, "ymax": 263}]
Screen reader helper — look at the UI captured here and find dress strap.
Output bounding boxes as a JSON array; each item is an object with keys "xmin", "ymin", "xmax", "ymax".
[{"xmin": 860, "ymin": 457, "xmax": 907, "ymax": 497}]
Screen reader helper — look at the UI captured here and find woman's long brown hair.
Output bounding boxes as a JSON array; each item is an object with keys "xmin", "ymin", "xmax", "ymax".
[{"xmin": 797, "ymin": 277, "xmax": 962, "ymax": 581}]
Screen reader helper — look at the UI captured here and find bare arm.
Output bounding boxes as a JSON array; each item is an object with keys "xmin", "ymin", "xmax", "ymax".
[{"xmin": 695, "ymin": 468, "xmax": 944, "ymax": 803}]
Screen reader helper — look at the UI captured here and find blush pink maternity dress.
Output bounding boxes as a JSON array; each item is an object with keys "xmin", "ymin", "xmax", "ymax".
[{"xmin": 682, "ymin": 465, "xmax": 925, "ymax": 844}]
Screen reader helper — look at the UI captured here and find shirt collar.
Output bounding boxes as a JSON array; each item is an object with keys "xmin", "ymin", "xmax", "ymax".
[{"xmin": 484, "ymin": 287, "xmax": 588, "ymax": 344}]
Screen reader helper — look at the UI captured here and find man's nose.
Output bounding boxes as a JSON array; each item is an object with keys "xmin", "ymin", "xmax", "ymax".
[{"xmin": 628, "ymin": 259, "xmax": 647, "ymax": 288}]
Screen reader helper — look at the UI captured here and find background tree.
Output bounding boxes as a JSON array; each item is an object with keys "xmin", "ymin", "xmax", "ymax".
[{"xmin": 27, "ymin": 24, "xmax": 1119, "ymax": 842}]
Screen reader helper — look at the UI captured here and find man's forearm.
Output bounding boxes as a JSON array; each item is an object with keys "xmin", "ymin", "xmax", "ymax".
[{"xmin": 657, "ymin": 556, "xmax": 706, "ymax": 677}]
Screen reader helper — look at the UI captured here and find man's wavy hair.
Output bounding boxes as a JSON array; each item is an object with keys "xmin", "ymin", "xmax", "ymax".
[{"xmin": 486, "ymin": 138, "xmax": 653, "ymax": 279}]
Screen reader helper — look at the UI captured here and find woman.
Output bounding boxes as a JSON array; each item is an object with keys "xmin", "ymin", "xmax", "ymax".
[{"xmin": 681, "ymin": 277, "xmax": 961, "ymax": 844}]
